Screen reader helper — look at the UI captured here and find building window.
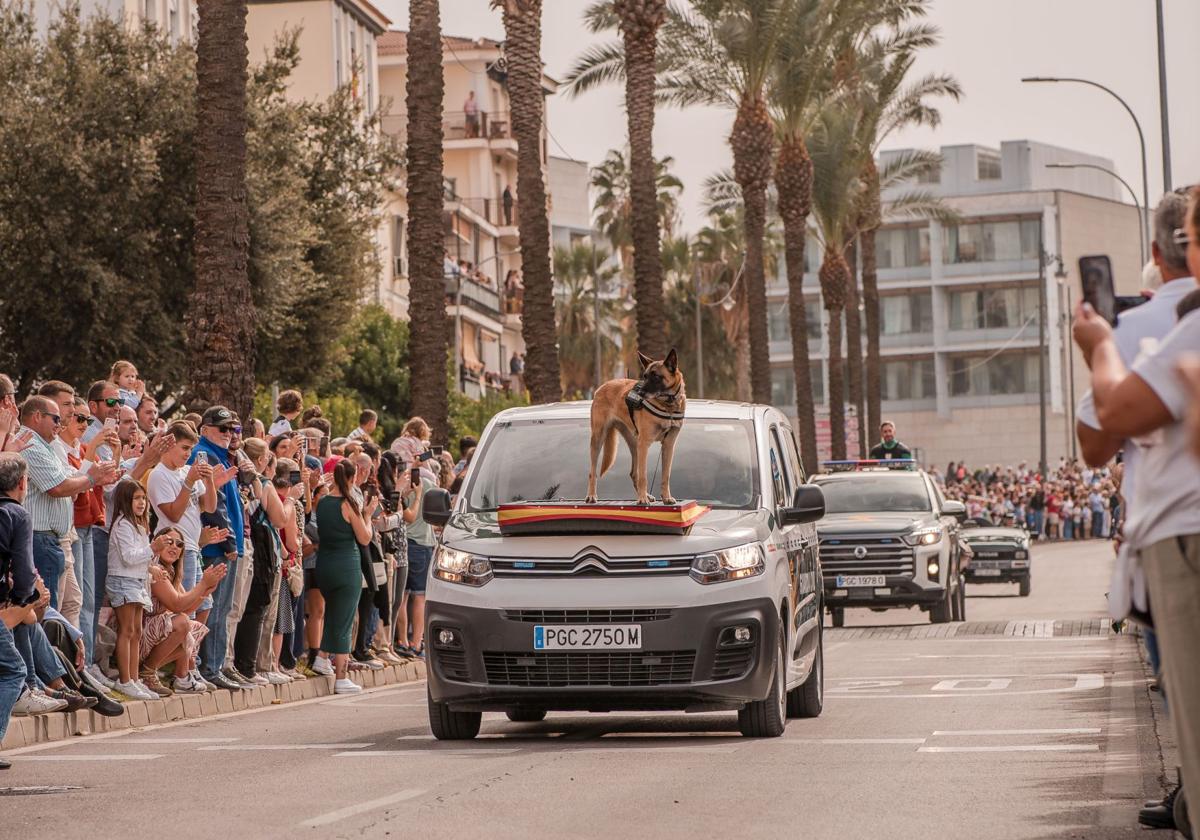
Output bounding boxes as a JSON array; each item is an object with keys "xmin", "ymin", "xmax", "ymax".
[
  {"xmin": 875, "ymin": 226, "xmax": 931, "ymax": 268},
  {"xmin": 977, "ymin": 152, "xmax": 1002, "ymax": 181},
  {"xmin": 168, "ymin": 0, "xmax": 179, "ymax": 43},
  {"xmin": 880, "ymin": 292, "xmax": 933, "ymax": 335},
  {"xmin": 948, "ymin": 285, "xmax": 1039, "ymax": 331},
  {"xmin": 771, "ymin": 367, "xmax": 794, "ymax": 408},
  {"xmin": 943, "ymin": 218, "xmax": 1040, "ymax": 264},
  {"xmin": 883, "ymin": 357, "xmax": 936, "ymax": 401},
  {"xmin": 949, "ymin": 352, "xmax": 1039, "ymax": 397},
  {"xmin": 767, "ymin": 300, "xmax": 822, "ymax": 343},
  {"xmin": 143, "ymin": 0, "xmax": 155, "ymax": 23},
  {"xmin": 917, "ymin": 165, "xmax": 941, "ymax": 184}
]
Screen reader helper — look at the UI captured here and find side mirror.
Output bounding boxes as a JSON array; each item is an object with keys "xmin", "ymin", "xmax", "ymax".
[
  {"xmin": 781, "ymin": 484, "xmax": 825, "ymax": 526},
  {"xmin": 942, "ymin": 500, "xmax": 967, "ymax": 522},
  {"xmin": 422, "ymin": 488, "xmax": 452, "ymax": 528}
]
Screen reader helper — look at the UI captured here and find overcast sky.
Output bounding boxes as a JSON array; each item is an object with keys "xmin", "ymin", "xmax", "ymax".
[{"xmin": 376, "ymin": 0, "xmax": 1200, "ymax": 233}]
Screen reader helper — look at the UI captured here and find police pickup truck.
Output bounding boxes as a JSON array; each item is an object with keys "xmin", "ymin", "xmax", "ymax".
[
  {"xmin": 960, "ymin": 517, "xmax": 1033, "ymax": 596},
  {"xmin": 811, "ymin": 462, "xmax": 967, "ymax": 627}
]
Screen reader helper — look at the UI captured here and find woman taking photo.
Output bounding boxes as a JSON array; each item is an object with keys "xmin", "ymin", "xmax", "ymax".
[{"xmin": 313, "ymin": 459, "xmax": 376, "ymax": 694}]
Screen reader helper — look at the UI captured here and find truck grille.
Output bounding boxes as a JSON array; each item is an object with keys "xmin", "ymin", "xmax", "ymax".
[
  {"xmin": 820, "ymin": 537, "xmax": 915, "ymax": 578},
  {"xmin": 502, "ymin": 609, "xmax": 673, "ymax": 624},
  {"xmin": 711, "ymin": 646, "xmax": 755, "ymax": 681},
  {"xmin": 435, "ymin": 648, "xmax": 470, "ymax": 682},
  {"xmin": 491, "ymin": 555, "xmax": 692, "ymax": 578},
  {"xmin": 483, "ymin": 650, "xmax": 696, "ymax": 687}
]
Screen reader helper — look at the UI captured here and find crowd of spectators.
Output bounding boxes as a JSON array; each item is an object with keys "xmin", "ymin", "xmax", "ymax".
[
  {"xmin": 0, "ymin": 378, "xmax": 477, "ymax": 769},
  {"xmin": 933, "ymin": 459, "xmax": 1120, "ymax": 541}
]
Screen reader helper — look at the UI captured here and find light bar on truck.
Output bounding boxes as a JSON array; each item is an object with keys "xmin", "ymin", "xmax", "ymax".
[{"xmin": 820, "ymin": 459, "xmax": 918, "ymax": 473}]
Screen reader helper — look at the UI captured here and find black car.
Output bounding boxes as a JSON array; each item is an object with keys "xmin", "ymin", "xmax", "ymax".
[
  {"xmin": 812, "ymin": 469, "xmax": 967, "ymax": 627},
  {"xmin": 960, "ymin": 517, "xmax": 1033, "ymax": 596}
]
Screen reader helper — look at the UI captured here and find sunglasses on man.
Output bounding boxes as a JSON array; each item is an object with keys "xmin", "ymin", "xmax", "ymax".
[
  {"xmin": 218, "ymin": 425, "xmax": 242, "ymax": 435},
  {"xmin": 103, "ymin": 397, "xmax": 121, "ymax": 408},
  {"xmin": 39, "ymin": 410, "xmax": 61, "ymax": 426},
  {"xmin": 74, "ymin": 414, "xmax": 90, "ymax": 424}
]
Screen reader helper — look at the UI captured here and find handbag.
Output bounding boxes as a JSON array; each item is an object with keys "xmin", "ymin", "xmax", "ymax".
[
  {"xmin": 371, "ymin": 559, "xmax": 388, "ymax": 587},
  {"xmin": 286, "ymin": 557, "xmax": 304, "ymax": 597}
]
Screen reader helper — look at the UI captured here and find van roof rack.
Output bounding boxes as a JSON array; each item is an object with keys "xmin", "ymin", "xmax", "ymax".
[{"xmin": 820, "ymin": 459, "xmax": 917, "ymax": 473}]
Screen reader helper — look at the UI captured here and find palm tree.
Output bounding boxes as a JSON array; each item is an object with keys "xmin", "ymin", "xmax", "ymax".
[
  {"xmin": 494, "ymin": 0, "xmax": 561, "ymax": 404},
  {"xmin": 553, "ymin": 243, "xmax": 621, "ymax": 395},
  {"xmin": 188, "ymin": 0, "xmax": 256, "ymax": 420},
  {"xmin": 849, "ymin": 12, "xmax": 962, "ymax": 437},
  {"xmin": 589, "ymin": 148, "xmax": 683, "ymax": 275},
  {"xmin": 404, "ymin": 0, "xmax": 449, "ymax": 442}
]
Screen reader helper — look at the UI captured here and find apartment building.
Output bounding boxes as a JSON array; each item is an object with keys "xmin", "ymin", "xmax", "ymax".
[
  {"xmin": 767, "ymin": 139, "xmax": 1143, "ymax": 469},
  {"xmin": 34, "ymin": 0, "xmax": 193, "ymax": 43},
  {"xmin": 377, "ymin": 31, "xmax": 562, "ymax": 398}
]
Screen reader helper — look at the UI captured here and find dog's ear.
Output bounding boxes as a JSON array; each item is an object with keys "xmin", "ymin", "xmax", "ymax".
[
  {"xmin": 637, "ymin": 351, "xmax": 653, "ymax": 372},
  {"xmin": 664, "ymin": 348, "xmax": 678, "ymax": 374}
]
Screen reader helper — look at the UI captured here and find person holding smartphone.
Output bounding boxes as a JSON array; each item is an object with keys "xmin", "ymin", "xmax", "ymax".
[{"xmin": 395, "ymin": 459, "xmax": 432, "ymax": 659}]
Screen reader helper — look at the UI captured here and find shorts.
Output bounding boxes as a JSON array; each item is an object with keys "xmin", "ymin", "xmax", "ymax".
[
  {"xmin": 304, "ymin": 568, "xmax": 319, "ymax": 591},
  {"xmin": 406, "ymin": 541, "xmax": 433, "ymax": 595},
  {"xmin": 106, "ymin": 574, "xmax": 151, "ymax": 609}
]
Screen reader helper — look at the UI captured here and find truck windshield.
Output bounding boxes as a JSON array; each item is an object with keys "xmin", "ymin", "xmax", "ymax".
[
  {"xmin": 464, "ymin": 417, "xmax": 759, "ymax": 511},
  {"xmin": 816, "ymin": 475, "xmax": 932, "ymax": 513}
]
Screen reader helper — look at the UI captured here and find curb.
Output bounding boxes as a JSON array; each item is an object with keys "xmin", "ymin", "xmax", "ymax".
[{"xmin": 0, "ymin": 660, "xmax": 426, "ymax": 752}]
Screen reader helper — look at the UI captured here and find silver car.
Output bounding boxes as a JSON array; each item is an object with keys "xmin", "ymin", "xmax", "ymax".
[{"xmin": 420, "ymin": 400, "xmax": 826, "ymax": 740}]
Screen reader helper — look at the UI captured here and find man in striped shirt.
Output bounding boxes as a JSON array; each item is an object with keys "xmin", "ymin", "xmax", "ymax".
[{"xmin": 17, "ymin": 397, "xmax": 115, "ymax": 608}]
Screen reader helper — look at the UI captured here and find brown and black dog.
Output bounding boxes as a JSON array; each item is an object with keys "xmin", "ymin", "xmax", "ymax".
[{"xmin": 586, "ymin": 348, "xmax": 686, "ymax": 506}]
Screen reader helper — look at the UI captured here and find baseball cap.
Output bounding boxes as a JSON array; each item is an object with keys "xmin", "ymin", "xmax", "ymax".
[{"xmin": 200, "ymin": 406, "xmax": 235, "ymax": 428}]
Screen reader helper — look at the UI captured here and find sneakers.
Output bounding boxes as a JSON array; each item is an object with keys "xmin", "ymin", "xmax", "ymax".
[
  {"xmin": 333, "ymin": 678, "xmax": 362, "ymax": 695},
  {"xmin": 206, "ymin": 671, "xmax": 243, "ymax": 692},
  {"xmin": 280, "ymin": 667, "xmax": 305, "ymax": 681},
  {"xmin": 115, "ymin": 680, "xmax": 159, "ymax": 702},
  {"xmin": 220, "ymin": 667, "xmax": 254, "ymax": 689},
  {"xmin": 188, "ymin": 669, "xmax": 217, "ymax": 692},
  {"xmin": 297, "ymin": 663, "xmax": 320, "ymax": 678},
  {"xmin": 245, "ymin": 672, "xmax": 270, "ymax": 686},
  {"xmin": 12, "ymin": 687, "xmax": 69, "ymax": 716},
  {"xmin": 173, "ymin": 673, "xmax": 207, "ymax": 694},
  {"xmin": 264, "ymin": 671, "xmax": 290, "ymax": 685},
  {"xmin": 139, "ymin": 671, "xmax": 174, "ymax": 697},
  {"xmin": 353, "ymin": 654, "xmax": 386, "ymax": 671},
  {"xmin": 377, "ymin": 649, "xmax": 406, "ymax": 666},
  {"xmin": 47, "ymin": 688, "xmax": 96, "ymax": 712},
  {"xmin": 311, "ymin": 656, "xmax": 335, "ymax": 677},
  {"xmin": 85, "ymin": 663, "xmax": 116, "ymax": 690}
]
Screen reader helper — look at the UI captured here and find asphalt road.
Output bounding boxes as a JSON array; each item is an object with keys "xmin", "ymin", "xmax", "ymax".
[{"xmin": 1, "ymin": 539, "xmax": 1165, "ymax": 840}]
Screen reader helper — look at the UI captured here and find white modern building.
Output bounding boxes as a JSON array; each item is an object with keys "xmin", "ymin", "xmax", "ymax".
[{"xmin": 767, "ymin": 139, "xmax": 1144, "ymax": 469}]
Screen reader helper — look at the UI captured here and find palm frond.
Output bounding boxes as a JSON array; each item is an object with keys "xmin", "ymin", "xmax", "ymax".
[
  {"xmin": 582, "ymin": 0, "xmax": 617, "ymax": 34},
  {"xmin": 562, "ymin": 39, "xmax": 626, "ymax": 96},
  {"xmin": 877, "ymin": 148, "xmax": 942, "ymax": 188},
  {"xmin": 883, "ymin": 189, "xmax": 960, "ymax": 225}
]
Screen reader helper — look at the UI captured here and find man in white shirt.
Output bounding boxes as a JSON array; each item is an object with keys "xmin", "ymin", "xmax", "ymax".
[
  {"xmin": 1075, "ymin": 193, "xmax": 1200, "ymax": 836},
  {"xmin": 346, "ymin": 409, "xmax": 377, "ymax": 442}
]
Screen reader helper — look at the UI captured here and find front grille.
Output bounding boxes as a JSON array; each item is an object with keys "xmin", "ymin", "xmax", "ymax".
[
  {"xmin": 483, "ymin": 650, "xmax": 696, "ymax": 687},
  {"xmin": 820, "ymin": 537, "xmax": 915, "ymax": 578},
  {"xmin": 503, "ymin": 608, "xmax": 673, "ymax": 624},
  {"xmin": 711, "ymin": 645, "xmax": 755, "ymax": 681},
  {"xmin": 435, "ymin": 647, "xmax": 470, "ymax": 682},
  {"xmin": 491, "ymin": 555, "xmax": 693, "ymax": 578}
]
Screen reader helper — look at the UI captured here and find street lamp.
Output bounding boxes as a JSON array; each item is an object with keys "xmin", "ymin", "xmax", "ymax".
[
  {"xmin": 1021, "ymin": 76, "xmax": 1151, "ymax": 261},
  {"xmin": 1045, "ymin": 162, "xmax": 1145, "ymax": 265}
]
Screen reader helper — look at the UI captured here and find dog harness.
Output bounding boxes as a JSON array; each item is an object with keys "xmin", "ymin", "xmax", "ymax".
[{"xmin": 625, "ymin": 380, "xmax": 685, "ymax": 430}]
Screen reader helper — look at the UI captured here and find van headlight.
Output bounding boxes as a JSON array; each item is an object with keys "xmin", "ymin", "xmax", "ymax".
[
  {"xmin": 691, "ymin": 544, "xmax": 765, "ymax": 584},
  {"xmin": 433, "ymin": 546, "xmax": 493, "ymax": 587},
  {"xmin": 903, "ymin": 527, "xmax": 942, "ymax": 547}
]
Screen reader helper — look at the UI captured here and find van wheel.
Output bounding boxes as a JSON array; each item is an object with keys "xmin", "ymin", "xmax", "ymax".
[
  {"xmin": 786, "ymin": 630, "xmax": 823, "ymax": 719},
  {"xmin": 428, "ymin": 686, "xmax": 481, "ymax": 740},
  {"xmin": 1019, "ymin": 576, "xmax": 1031, "ymax": 597},
  {"xmin": 739, "ymin": 630, "xmax": 787, "ymax": 738},
  {"xmin": 831, "ymin": 608, "xmax": 845, "ymax": 628},
  {"xmin": 952, "ymin": 574, "xmax": 966, "ymax": 621},
  {"xmin": 506, "ymin": 708, "xmax": 546, "ymax": 723},
  {"xmin": 930, "ymin": 584, "xmax": 952, "ymax": 624}
]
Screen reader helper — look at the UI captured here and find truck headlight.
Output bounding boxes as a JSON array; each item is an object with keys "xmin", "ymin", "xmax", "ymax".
[
  {"xmin": 903, "ymin": 528, "xmax": 942, "ymax": 547},
  {"xmin": 1014, "ymin": 550, "xmax": 1027, "ymax": 559},
  {"xmin": 433, "ymin": 546, "xmax": 493, "ymax": 586},
  {"xmin": 691, "ymin": 544, "xmax": 765, "ymax": 584}
]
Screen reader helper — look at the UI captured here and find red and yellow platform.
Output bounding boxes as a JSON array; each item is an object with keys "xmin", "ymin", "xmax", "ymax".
[{"xmin": 497, "ymin": 501, "xmax": 710, "ymax": 536}]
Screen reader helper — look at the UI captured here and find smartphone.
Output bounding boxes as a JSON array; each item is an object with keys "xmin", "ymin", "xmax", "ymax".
[
  {"xmin": 1079, "ymin": 255, "xmax": 1146, "ymax": 325},
  {"xmin": 299, "ymin": 436, "xmax": 309, "ymax": 455},
  {"xmin": 103, "ymin": 417, "xmax": 117, "ymax": 430},
  {"xmin": 195, "ymin": 451, "xmax": 208, "ymax": 466},
  {"xmin": 431, "ymin": 445, "xmax": 444, "ymax": 456},
  {"xmin": 289, "ymin": 470, "xmax": 302, "ymax": 485},
  {"xmin": 418, "ymin": 450, "xmax": 433, "ymax": 462},
  {"xmin": 410, "ymin": 467, "xmax": 421, "ymax": 486}
]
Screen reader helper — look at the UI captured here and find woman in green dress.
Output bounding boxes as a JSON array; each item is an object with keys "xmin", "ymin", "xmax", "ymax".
[{"xmin": 313, "ymin": 459, "xmax": 377, "ymax": 694}]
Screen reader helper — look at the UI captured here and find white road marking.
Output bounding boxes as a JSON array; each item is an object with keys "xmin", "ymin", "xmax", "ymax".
[
  {"xmin": 784, "ymin": 738, "xmax": 927, "ymax": 745},
  {"xmin": 335, "ymin": 749, "xmax": 520, "ymax": 756},
  {"xmin": 918, "ymin": 745, "xmax": 1100, "ymax": 753},
  {"xmin": 122, "ymin": 737, "xmax": 242, "ymax": 744},
  {"xmin": 932, "ymin": 728, "xmax": 1101, "ymax": 736},
  {"xmin": 18, "ymin": 754, "xmax": 164, "ymax": 761},
  {"xmin": 564, "ymin": 746, "xmax": 740, "ymax": 754},
  {"xmin": 828, "ymin": 673, "xmax": 1105, "ymax": 699},
  {"xmin": 932, "ymin": 678, "xmax": 1012, "ymax": 691},
  {"xmin": 298, "ymin": 788, "xmax": 426, "ymax": 828},
  {"xmin": 198, "ymin": 742, "xmax": 373, "ymax": 751}
]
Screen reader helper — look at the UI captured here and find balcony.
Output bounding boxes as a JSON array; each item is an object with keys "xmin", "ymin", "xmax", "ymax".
[
  {"xmin": 444, "ymin": 271, "xmax": 501, "ymax": 320},
  {"xmin": 443, "ymin": 110, "xmax": 513, "ymax": 142},
  {"xmin": 448, "ymin": 196, "xmax": 520, "ymax": 229}
]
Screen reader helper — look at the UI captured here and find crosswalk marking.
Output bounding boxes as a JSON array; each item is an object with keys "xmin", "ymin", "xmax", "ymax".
[
  {"xmin": 931, "ymin": 728, "xmax": 1101, "ymax": 736},
  {"xmin": 918, "ymin": 745, "xmax": 1100, "ymax": 753},
  {"xmin": 299, "ymin": 789, "xmax": 426, "ymax": 828},
  {"xmin": 198, "ymin": 742, "xmax": 373, "ymax": 751},
  {"xmin": 18, "ymin": 754, "xmax": 164, "ymax": 761}
]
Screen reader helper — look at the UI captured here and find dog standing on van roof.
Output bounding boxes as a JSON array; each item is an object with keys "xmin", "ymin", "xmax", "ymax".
[{"xmin": 586, "ymin": 349, "xmax": 686, "ymax": 506}]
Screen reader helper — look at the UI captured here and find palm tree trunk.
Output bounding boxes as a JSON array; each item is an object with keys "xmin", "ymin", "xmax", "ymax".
[
  {"xmin": 189, "ymin": 0, "xmax": 255, "ymax": 420},
  {"xmin": 500, "ymin": 0, "xmax": 561, "ymax": 404},
  {"xmin": 731, "ymin": 94, "xmax": 774, "ymax": 405},
  {"xmin": 616, "ymin": 0, "xmax": 666, "ymax": 360},
  {"xmin": 820, "ymin": 250, "xmax": 849, "ymax": 461},
  {"xmin": 734, "ymin": 306, "xmax": 752, "ymax": 403},
  {"xmin": 775, "ymin": 135, "xmax": 819, "ymax": 473},
  {"xmin": 844, "ymin": 236, "xmax": 865, "ymax": 457},
  {"xmin": 405, "ymin": 0, "xmax": 449, "ymax": 443},
  {"xmin": 861, "ymin": 223, "xmax": 882, "ymax": 439}
]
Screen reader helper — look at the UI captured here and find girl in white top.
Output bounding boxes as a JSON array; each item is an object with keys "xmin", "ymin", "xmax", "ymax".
[{"xmin": 105, "ymin": 480, "xmax": 172, "ymax": 698}]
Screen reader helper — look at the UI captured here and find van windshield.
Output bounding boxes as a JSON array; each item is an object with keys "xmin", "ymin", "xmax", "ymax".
[{"xmin": 464, "ymin": 417, "xmax": 760, "ymax": 511}]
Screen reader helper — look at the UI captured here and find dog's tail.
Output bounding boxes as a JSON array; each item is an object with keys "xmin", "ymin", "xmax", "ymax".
[{"xmin": 598, "ymin": 424, "xmax": 619, "ymax": 478}]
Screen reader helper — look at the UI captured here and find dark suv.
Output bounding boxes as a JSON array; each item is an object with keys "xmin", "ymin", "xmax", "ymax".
[{"xmin": 811, "ymin": 468, "xmax": 967, "ymax": 627}]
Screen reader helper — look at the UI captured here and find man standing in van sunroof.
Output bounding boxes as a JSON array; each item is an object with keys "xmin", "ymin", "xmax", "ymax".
[{"xmin": 869, "ymin": 420, "xmax": 912, "ymax": 461}]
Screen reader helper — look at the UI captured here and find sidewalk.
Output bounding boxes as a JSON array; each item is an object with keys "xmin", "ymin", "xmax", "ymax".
[{"xmin": 1, "ymin": 660, "xmax": 426, "ymax": 751}]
